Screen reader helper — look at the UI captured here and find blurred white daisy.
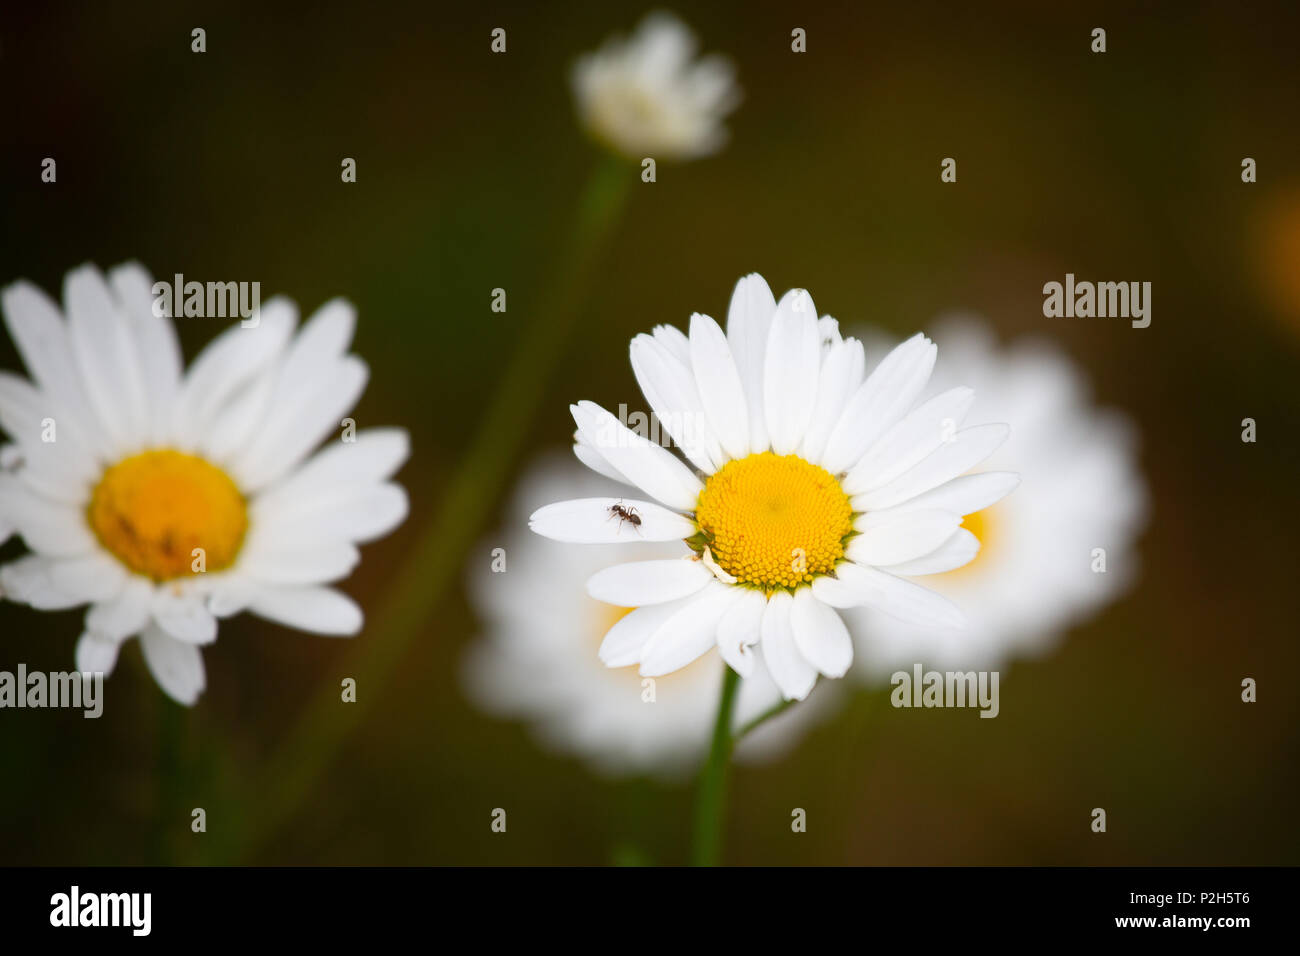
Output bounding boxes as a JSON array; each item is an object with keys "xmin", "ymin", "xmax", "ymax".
[
  {"xmin": 529, "ymin": 274, "xmax": 1018, "ymax": 701},
  {"xmin": 845, "ymin": 319, "xmax": 1147, "ymax": 673},
  {"xmin": 465, "ymin": 454, "xmax": 833, "ymax": 777},
  {"xmin": 572, "ymin": 11, "xmax": 740, "ymax": 161},
  {"xmin": 0, "ymin": 263, "xmax": 409, "ymax": 705}
]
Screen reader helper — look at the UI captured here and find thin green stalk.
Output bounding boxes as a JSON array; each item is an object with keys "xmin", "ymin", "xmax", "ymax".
[
  {"xmin": 734, "ymin": 696, "xmax": 797, "ymax": 740},
  {"xmin": 223, "ymin": 155, "xmax": 632, "ymax": 862},
  {"xmin": 690, "ymin": 666, "xmax": 741, "ymax": 866}
]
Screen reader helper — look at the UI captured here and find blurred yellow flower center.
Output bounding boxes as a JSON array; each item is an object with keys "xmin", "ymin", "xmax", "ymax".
[
  {"xmin": 952, "ymin": 505, "xmax": 996, "ymax": 577},
  {"xmin": 88, "ymin": 450, "xmax": 247, "ymax": 582},
  {"xmin": 695, "ymin": 452, "xmax": 853, "ymax": 593},
  {"xmin": 601, "ymin": 605, "xmax": 636, "ymax": 632}
]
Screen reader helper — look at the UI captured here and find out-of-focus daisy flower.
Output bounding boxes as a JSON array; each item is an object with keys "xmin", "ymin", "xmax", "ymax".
[
  {"xmin": 571, "ymin": 11, "xmax": 740, "ymax": 161},
  {"xmin": 1255, "ymin": 185, "xmax": 1300, "ymax": 342},
  {"xmin": 465, "ymin": 454, "xmax": 833, "ymax": 776},
  {"xmin": 529, "ymin": 274, "xmax": 1018, "ymax": 702},
  {"xmin": 845, "ymin": 318, "xmax": 1147, "ymax": 673},
  {"xmin": 0, "ymin": 263, "xmax": 409, "ymax": 705}
]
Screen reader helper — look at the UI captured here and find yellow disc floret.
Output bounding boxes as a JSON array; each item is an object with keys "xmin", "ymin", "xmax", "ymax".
[
  {"xmin": 88, "ymin": 450, "xmax": 248, "ymax": 582},
  {"xmin": 694, "ymin": 452, "xmax": 854, "ymax": 593}
]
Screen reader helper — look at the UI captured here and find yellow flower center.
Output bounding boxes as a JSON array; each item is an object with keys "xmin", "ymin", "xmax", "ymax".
[
  {"xmin": 87, "ymin": 450, "xmax": 248, "ymax": 582},
  {"xmin": 694, "ymin": 452, "xmax": 854, "ymax": 593}
]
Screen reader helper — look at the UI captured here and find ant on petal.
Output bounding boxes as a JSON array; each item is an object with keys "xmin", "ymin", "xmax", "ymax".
[{"xmin": 607, "ymin": 501, "xmax": 643, "ymax": 535}]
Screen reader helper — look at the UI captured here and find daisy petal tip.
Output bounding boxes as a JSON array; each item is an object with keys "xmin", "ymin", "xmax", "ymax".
[
  {"xmin": 719, "ymin": 648, "xmax": 754, "ymax": 679},
  {"xmin": 636, "ymin": 659, "xmax": 662, "ymax": 679},
  {"xmin": 777, "ymin": 680, "xmax": 813, "ymax": 703}
]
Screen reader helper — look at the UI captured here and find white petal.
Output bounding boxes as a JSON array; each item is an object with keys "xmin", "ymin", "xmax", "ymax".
[
  {"xmin": 790, "ymin": 588, "xmax": 853, "ymax": 678},
  {"xmin": 240, "ymin": 539, "xmax": 361, "ymax": 586},
  {"xmin": 725, "ymin": 274, "xmax": 777, "ymax": 452},
  {"xmin": 200, "ymin": 369, "xmax": 278, "ymax": 464},
  {"xmin": 227, "ymin": 300, "xmax": 365, "ymax": 488},
  {"xmin": 247, "ymin": 585, "xmax": 363, "ymax": 635},
  {"xmin": 598, "ymin": 599, "xmax": 684, "ymax": 667},
  {"xmin": 284, "ymin": 298, "xmax": 357, "ymax": 370},
  {"xmin": 64, "ymin": 265, "xmax": 151, "ymax": 454},
  {"xmin": 864, "ymin": 471, "xmax": 1020, "ymax": 517},
  {"xmin": 821, "ymin": 333, "xmax": 937, "ymax": 475},
  {"xmin": 331, "ymin": 483, "xmax": 411, "ymax": 543},
  {"xmin": 651, "ymin": 324, "xmax": 692, "ymax": 364},
  {"xmin": 252, "ymin": 482, "xmax": 408, "ymax": 546},
  {"xmin": 171, "ymin": 298, "xmax": 297, "ymax": 447},
  {"xmin": 715, "ymin": 587, "xmax": 765, "ymax": 676},
  {"xmin": 0, "ymin": 371, "xmax": 99, "ymax": 492},
  {"xmin": 85, "ymin": 576, "xmax": 153, "ymax": 640},
  {"xmin": 1, "ymin": 444, "xmax": 92, "ymax": 504},
  {"xmin": 46, "ymin": 552, "xmax": 127, "ymax": 603},
  {"xmin": 630, "ymin": 332, "xmax": 724, "ymax": 473},
  {"xmin": 847, "ymin": 509, "xmax": 963, "ymax": 566},
  {"xmin": 254, "ymin": 428, "xmax": 410, "ymax": 513},
  {"xmin": 109, "ymin": 262, "xmax": 182, "ymax": 445},
  {"xmin": 817, "ymin": 314, "xmax": 842, "ymax": 345},
  {"xmin": 811, "ymin": 562, "xmax": 964, "ymax": 628},
  {"xmin": 882, "ymin": 528, "xmax": 981, "ymax": 576},
  {"xmin": 852, "ymin": 423, "xmax": 1011, "ymax": 511},
  {"xmin": 1, "ymin": 281, "xmax": 116, "ymax": 464},
  {"xmin": 152, "ymin": 591, "xmax": 218, "ymax": 645},
  {"xmin": 202, "ymin": 572, "xmax": 257, "ymax": 619},
  {"xmin": 139, "ymin": 624, "xmax": 206, "ymax": 705},
  {"xmin": 529, "ymin": 497, "xmax": 694, "ymax": 543},
  {"xmin": 0, "ymin": 477, "xmax": 96, "ymax": 556},
  {"xmin": 763, "ymin": 289, "xmax": 821, "ymax": 455},
  {"xmin": 689, "ymin": 312, "xmax": 750, "ymax": 460},
  {"xmin": 572, "ymin": 434, "xmax": 631, "ymax": 484},
  {"xmin": 76, "ymin": 631, "xmax": 121, "ymax": 676},
  {"xmin": 0, "ymin": 555, "xmax": 82, "ymax": 609},
  {"xmin": 759, "ymin": 589, "xmax": 816, "ymax": 700},
  {"xmin": 639, "ymin": 582, "xmax": 740, "ymax": 676},
  {"xmin": 586, "ymin": 558, "xmax": 711, "ymax": 606},
  {"xmin": 570, "ymin": 401, "xmax": 703, "ymax": 510},
  {"xmin": 231, "ymin": 356, "xmax": 369, "ymax": 492},
  {"xmin": 843, "ymin": 386, "xmax": 975, "ymax": 494},
  {"xmin": 799, "ymin": 337, "xmax": 865, "ymax": 465},
  {"xmin": 0, "ymin": 372, "xmax": 47, "ymax": 442}
]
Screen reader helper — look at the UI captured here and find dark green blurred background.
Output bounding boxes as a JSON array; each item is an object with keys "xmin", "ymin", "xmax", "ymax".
[{"xmin": 2, "ymin": 0, "xmax": 1298, "ymax": 865}]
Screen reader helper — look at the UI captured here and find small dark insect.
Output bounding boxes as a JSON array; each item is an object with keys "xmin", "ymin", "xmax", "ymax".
[{"xmin": 607, "ymin": 502, "xmax": 643, "ymax": 534}]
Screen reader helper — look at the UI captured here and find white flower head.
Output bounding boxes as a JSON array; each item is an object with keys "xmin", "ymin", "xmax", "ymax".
[
  {"xmin": 571, "ymin": 11, "xmax": 741, "ymax": 161},
  {"xmin": 465, "ymin": 454, "xmax": 834, "ymax": 777},
  {"xmin": 530, "ymin": 274, "xmax": 1018, "ymax": 702},
  {"xmin": 0, "ymin": 263, "xmax": 410, "ymax": 705},
  {"xmin": 846, "ymin": 318, "xmax": 1148, "ymax": 674}
]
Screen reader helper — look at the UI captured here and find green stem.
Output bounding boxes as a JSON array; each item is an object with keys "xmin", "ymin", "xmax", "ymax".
[
  {"xmin": 735, "ymin": 697, "xmax": 797, "ymax": 740},
  {"xmin": 690, "ymin": 666, "xmax": 741, "ymax": 866},
  {"xmin": 223, "ymin": 155, "xmax": 632, "ymax": 863}
]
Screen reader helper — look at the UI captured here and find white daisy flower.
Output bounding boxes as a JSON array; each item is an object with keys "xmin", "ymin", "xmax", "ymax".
[
  {"xmin": 572, "ymin": 11, "xmax": 741, "ymax": 161},
  {"xmin": 528, "ymin": 274, "xmax": 1018, "ymax": 702},
  {"xmin": 0, "ymin": 263, "xmax": 410, "ymax": 705},
  {"xmin": 464, "ymin": 454, "xmax": 834, "ymax": 777},
  {"xmin": 845, "ymin": 318, "xmax": 1148, "ymax": 673}
]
